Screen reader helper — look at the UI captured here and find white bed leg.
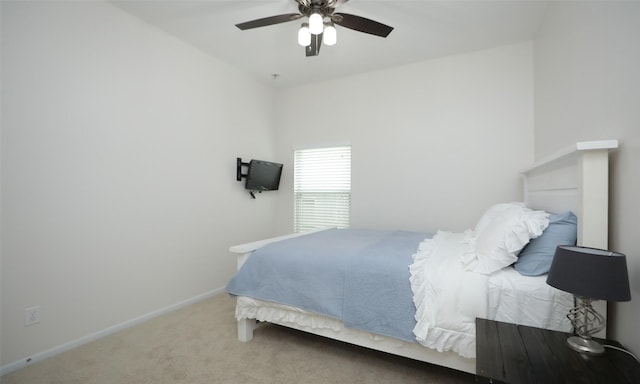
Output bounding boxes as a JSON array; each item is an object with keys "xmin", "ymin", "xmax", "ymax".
[{"xmin": 238, "ymin": 318, "xmax": 256, "ymax": 342}]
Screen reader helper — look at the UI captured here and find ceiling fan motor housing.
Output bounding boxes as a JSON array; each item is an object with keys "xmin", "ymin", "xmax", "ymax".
[{"xmin": 298, "ymin": 0, "xmax": 336, "ymax": 18}]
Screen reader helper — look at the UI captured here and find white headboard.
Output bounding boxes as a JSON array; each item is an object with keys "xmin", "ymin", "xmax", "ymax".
[
  {"xmin": 520, "ymin": 140, "xmax": 618, "ymax": 249},
  {"xmin": 520, "ymin": 140, "xmax": 618, "ymax": 338}
]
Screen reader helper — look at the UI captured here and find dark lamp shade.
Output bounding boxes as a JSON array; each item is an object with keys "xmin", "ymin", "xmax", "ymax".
[{"xmin": 547, "ymin": 245, "xmax": 631, "ymax": 302}]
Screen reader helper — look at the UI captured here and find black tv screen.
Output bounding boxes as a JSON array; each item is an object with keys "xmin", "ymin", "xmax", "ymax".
[{"xmin": 245, "ymin": 159, "xmax": 283, "ymax": 191}]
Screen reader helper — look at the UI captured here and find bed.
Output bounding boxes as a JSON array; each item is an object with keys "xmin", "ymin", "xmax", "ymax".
[{"xmin": 226, "ymin": 139, "xmax": 618, "ymax": 374}]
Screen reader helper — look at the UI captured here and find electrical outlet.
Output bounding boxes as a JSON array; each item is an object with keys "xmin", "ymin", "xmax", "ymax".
[{"xmin": 24, "ymin": 306, "xmax": 40, "ymax": 326}]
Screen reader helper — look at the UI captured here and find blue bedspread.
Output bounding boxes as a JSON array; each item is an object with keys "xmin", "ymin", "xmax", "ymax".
[{"xmin": 225, "ymin": 228, "xmax": 432, "ymax": 342}]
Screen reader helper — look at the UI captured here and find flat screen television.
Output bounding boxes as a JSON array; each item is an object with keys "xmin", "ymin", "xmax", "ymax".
[{"xmin": 245, "ymin": 159, "xmax": 283, "ymax": 191}]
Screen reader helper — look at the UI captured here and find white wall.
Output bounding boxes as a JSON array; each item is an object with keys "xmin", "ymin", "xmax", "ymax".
[
  {"xmin": 274, "ymin": 42, "xmax": 535, "ymax": 234},
  {"xmin": 1, "ymin": 1, "xmax": 278, "ymax": 368},
  {"xmin": 534, "ymin": 2, "xmax": 640, "ymax": 354}
]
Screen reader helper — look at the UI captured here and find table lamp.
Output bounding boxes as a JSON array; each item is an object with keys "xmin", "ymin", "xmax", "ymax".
[{"xmin": 546, "ymin": 245, "xmax": 631, "ymax": 355}]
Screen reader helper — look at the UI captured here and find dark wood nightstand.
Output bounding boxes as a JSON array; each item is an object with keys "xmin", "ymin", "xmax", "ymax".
[{"xmin": 476, "ymin": 318, "xmax": 640, "ymax": 384}]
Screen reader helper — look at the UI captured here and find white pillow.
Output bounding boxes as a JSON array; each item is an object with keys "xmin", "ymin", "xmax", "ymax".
[
  {"xmin": 465, "ymin": 204, "xmax": 549, "ymax": 274},
  {"xmin": 474, "ymin": 202, "xmax": 526, "ymax": 237}
]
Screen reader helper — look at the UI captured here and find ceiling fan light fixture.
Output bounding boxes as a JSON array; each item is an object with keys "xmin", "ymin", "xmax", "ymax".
[
  {"xmin": 323, "ymin": 23, "xmax": 337, "ymax": 46},
  {"xmin": 235, "ymin": 1, "xmax": 394, "ymax": 57},
  {"xmin": 298, "ymin": 23, "xmax": 311, "ymax": 46},
  {"xmin": 309, "ymin": 12, "xmax": 324, "ymax": 35}
]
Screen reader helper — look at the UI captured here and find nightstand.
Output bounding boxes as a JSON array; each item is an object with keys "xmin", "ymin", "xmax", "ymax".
[{"xmin": 475, "ymin": 318, "xmax": 640, "ymax": 384}]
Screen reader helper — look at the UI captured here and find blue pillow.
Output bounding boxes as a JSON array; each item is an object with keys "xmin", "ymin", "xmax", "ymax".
[{"xmin": 514, "ymin": 211, "xmax": 577, "ymax": 276}]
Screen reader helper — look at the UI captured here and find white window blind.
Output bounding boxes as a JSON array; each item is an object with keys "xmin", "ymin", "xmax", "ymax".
[{"xmin": 294, "ymin": 146, "xmax": 351, "ymax": 232}]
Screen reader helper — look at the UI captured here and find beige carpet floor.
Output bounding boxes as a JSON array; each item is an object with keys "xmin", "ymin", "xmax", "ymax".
[{"xmin": 2, "ymin": 294, "xmax": 476, "ymax": 384}]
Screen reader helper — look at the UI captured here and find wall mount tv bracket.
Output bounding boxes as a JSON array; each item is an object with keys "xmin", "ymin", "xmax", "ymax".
[
  {"xmin": 236, "ymin": 157, "xmax": 259, "ymax": 199},
  {"xmin": 236, "ymin": 157, "xmax": 249, "ymax": 182}
]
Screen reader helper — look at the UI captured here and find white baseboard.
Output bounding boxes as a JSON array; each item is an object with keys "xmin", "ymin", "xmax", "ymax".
[{"xmin": 0, "ymin": 287, "xmax": 225, "ymax": 376}]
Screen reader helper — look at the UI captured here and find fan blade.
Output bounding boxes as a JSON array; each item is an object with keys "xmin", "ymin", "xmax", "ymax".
[
  {"xmin": 236, "ymin": 13, "xmax": 302, "ymax": 30},
  {"xmin": 332, "ymin": 13, "xmax": 393, "ymax": 37},
  {"xmin": 305, "ymin": 33, "xmax": 322, "ymax": 57}
]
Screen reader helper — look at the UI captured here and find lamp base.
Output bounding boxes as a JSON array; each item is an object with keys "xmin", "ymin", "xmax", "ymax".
[{"xmin": 567, "ymin": 335, "xmax": 605, "ymax": 355}]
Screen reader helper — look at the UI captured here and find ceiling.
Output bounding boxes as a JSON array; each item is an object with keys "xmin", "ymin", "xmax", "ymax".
[{"xmin": 111, "ymin": 1, "xmax": 550, "ymax": 89}]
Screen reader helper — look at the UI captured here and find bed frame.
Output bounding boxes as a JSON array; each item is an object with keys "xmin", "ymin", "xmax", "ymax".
[
  {"xmin": 228, "ymin": 139, "xmax": 618, "ymax": 374},
  {"xmin": 521, "ymin": 139, "xmax": 618, "ymax": 340}
]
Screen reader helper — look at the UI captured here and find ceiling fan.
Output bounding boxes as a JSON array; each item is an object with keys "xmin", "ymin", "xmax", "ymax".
[{"xmin": 235, "ymin": 0, "xmax": 394, "ymax": 57}]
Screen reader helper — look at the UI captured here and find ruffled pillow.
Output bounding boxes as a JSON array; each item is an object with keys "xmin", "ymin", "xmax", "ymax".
[
  {"xmin": 463, "ymin": 204, "xmax": 549, "ymax": 274},
  {"xmin": 474, "ymin": 202, "xmax": 526, "ymax": 237}
]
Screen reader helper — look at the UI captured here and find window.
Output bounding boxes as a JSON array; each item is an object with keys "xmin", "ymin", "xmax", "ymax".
[{"xmin": 294, "ymin": 146, "xmax": 351, "ymax": 232}]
